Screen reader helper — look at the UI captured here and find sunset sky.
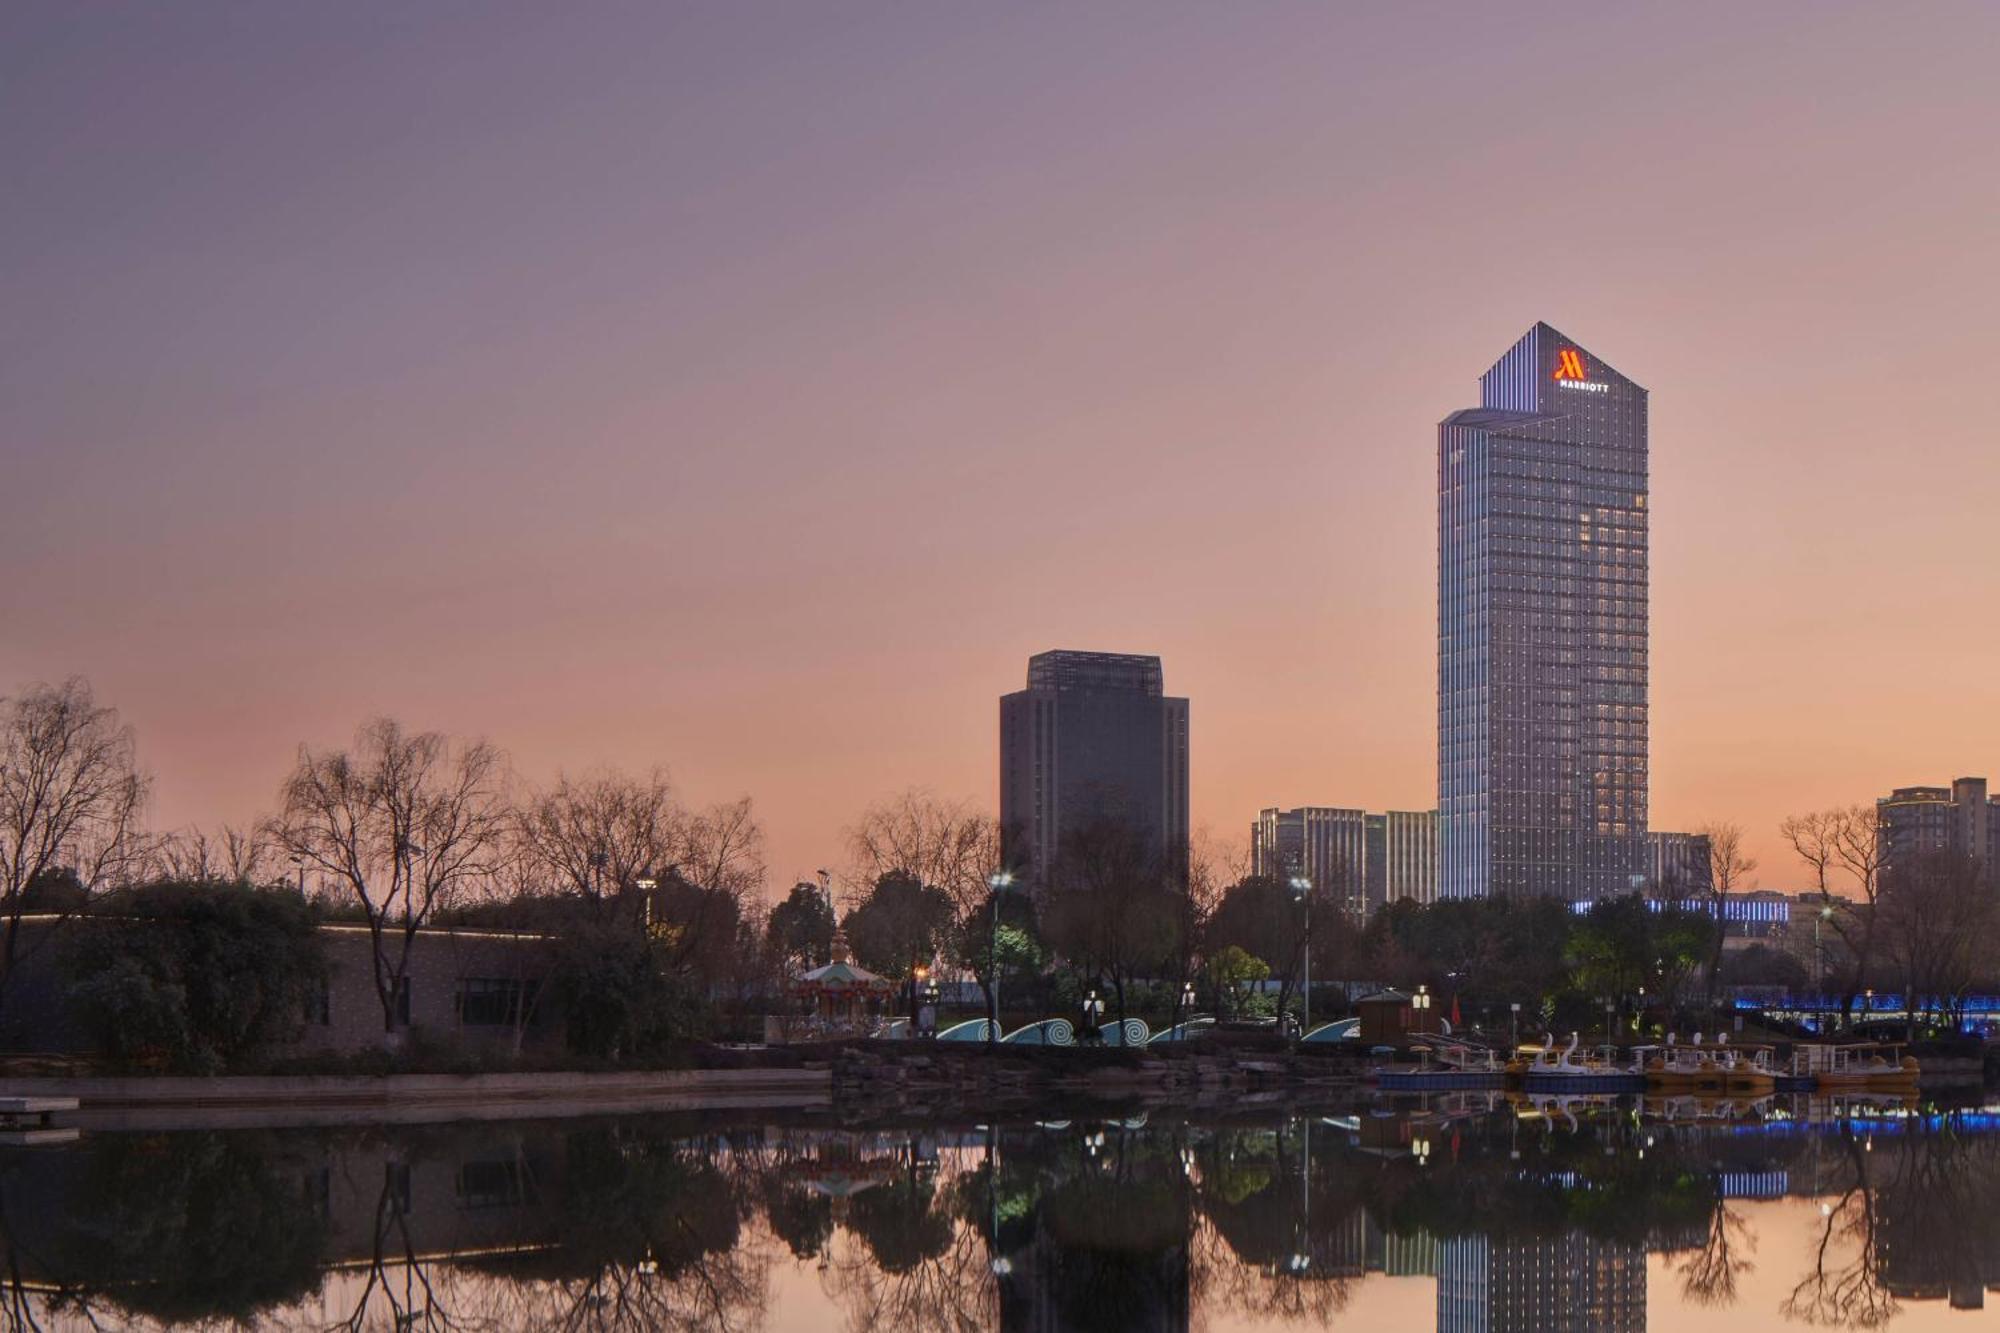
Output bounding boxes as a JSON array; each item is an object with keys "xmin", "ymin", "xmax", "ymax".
[{"xmin": 7, "ymin": 4, "xmax": 2000, "ymax": 897}]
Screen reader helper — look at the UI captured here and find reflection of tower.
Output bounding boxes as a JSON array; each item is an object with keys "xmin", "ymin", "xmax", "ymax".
[{"xmin": 1438, "ymin": 1233, "xmax": 1645, "ymax": 1332}]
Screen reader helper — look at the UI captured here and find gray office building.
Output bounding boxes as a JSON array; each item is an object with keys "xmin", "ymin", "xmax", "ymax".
[
  {"xmin": 1878, "ymin": 777, "xmax": 2000, "ymax": 890},
  {"xmin": 1000, "ymin": 651, "xmax": 1190, "ymax": 884},
  {"xmin": 1251, "ymin": 806, "xmax": 1437, "ymax": 913},
  {"xmin": 1438, "ymin": 323, "xmax": 1650, "ymax": 900}
]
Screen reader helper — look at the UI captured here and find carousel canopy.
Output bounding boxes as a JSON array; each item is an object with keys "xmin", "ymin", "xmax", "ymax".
[{"xmin": 792, "ymin": 959, "xmax": 893, "ymax": 993}]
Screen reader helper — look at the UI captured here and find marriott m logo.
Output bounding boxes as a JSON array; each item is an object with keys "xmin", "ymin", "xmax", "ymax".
[{"xmin": 1553, "ymin": 348, "xmax": 1588, "ymax": 381}]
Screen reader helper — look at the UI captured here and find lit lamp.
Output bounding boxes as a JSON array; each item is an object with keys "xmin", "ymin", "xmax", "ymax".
[{"xmin": 1413, "ymin": 985, "xmax": 1432, "ymax": 1033}]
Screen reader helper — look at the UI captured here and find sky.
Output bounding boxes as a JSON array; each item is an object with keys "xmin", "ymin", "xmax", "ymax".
[{"xmin": 6, "ymin": 4, "xmax": 2000, "ymax": 898}]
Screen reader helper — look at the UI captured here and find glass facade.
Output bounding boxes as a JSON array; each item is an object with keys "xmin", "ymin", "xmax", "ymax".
[
  {"xmin": 1000, "ymin": 651, "xmax": 1191, "ymax": 885},
  {"xmin": 1438, "ymin": 324, "xmax": 1649, "ymax": 900}
]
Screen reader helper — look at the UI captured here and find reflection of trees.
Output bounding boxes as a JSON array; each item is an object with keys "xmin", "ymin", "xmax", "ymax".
[
  {"xmin": 313, "ymin": 1126, "xmax": 768, "ymax": 1333},
  {"xmin": 1188, "ymin": 1123, "xmax": 1352, "ymax": 1326},
  {"xmin": 1675, "ymin": 1197, "xmax": 1751, "ymax": 1307},
  {"xmin": 23, "ymin": 1104, "xmax": 2000, "ymax": 1331},
  {"xmin": 1783, "ymin": 1181, "xmax": 1893, "ymax": 1328},
  {"xmin": 817, "ymin": 1145, "xmax": 993, "ymax": 1333},
  {"xmin": 0, "ymin": 1131, "xmax": 328, "ymax": 1330},
  {"xmin": 1782, "ymin": 1113, "xmax": 2000, "ymax": 1327}
]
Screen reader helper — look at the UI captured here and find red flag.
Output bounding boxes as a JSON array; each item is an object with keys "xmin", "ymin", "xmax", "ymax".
[{"xmin": 1450, "ymin": 995, "xmax": 1462, "ymax": 1027}]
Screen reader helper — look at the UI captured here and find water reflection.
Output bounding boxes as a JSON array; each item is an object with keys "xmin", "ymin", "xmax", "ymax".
[{"xmin": 4, "ymin": 1094, "xmax": 2000, "ymax": 1330}]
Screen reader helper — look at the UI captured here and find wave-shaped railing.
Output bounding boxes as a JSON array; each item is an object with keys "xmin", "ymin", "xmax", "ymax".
[
  {"xmin": 1097, "ymin": 1018, "xmax": 1150, "ymax": 1047},
  {"xmin": 1302, "ymin": 1018, "xmax": 1360, "ymax": 1043},
  {"xmin": 1002, "ymin": 1018, "xmax": 1075, "ymax": 1046},
  {"xmin": 1148, "ymin": 1016, "xmax": 1215, "ymax": 1044},
  {"xmin": 935, "ymin": 1018, "xmax": 997, "ymax": 1042}
]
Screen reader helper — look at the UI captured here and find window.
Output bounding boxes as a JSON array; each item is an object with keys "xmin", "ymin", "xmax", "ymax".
[
  {"xmin": 304, "ymin": 977, "xmax": 331, "ymax": 1027},
  {"xmin": 456, "ymin": 978, "xmax": 538, "ymax": 1027},
  {"xmin": 457, "ymin": 1157, "xmax": 533, "ymax": 1210},
  {"xmin": 385, "ymin": 1161, "xmax": 412, "ymax": 1215}
]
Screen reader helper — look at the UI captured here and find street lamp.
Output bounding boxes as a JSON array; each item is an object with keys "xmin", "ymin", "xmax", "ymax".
[
  {"xmin": 289, "ymin": 853, "xmax": 306, "ymax": 898},
  {"xmin": 1413, "ymin": 984, "xmax": 1431, "ymax": 1036},
  {"xmin": 987, "ymin": 870, "xmax": 1014, "ymax": 1045},
  {"xmin": 1289, "ymin": 871, "xmax": 1312, "ymax": 1040},
  {"xmin": 911, "ymin": 963, "xmax": 930, "ymax": 1032},
  {"xmin": 1509, "ymin": 1001, "xmax": 1521, "ymax": 1048},
  {"xmin": 1180, "ymin": 980, "xmax": 1196, "ymax": 1033},
  {"xmin": 1084, "ymin": 989, "xmax": 1104, "ymax": 1039}
]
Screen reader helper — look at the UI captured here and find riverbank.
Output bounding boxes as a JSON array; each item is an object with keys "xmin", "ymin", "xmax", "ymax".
[
  {"xmin": 0, "ymin": 1037, "xmax": 1373, "ymax": 1131},
  {"xmin": 0, "ymin": 1066, "xmax": 832, "ymax": 1131}
]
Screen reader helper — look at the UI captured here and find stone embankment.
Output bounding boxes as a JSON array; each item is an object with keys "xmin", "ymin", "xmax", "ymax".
[{"xmin": 824, "ymin": 1041, "xmax": 1368, "ymax": 1118}]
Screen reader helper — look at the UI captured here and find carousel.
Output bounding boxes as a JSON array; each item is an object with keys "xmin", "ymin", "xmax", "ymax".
[{"xmin": 785, "ymin": 932, "xmax": 896, "ymax": 1037}]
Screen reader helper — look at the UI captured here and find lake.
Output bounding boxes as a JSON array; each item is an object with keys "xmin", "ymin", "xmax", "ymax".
[{"xmin": 3, "ymin": 1092, "xmax": 1997, "ymax": 1330}]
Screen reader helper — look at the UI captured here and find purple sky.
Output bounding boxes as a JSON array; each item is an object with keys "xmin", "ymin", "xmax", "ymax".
[{"xmin": 7, "ymin": 4, "xmax": 2000, "ymax": 892}]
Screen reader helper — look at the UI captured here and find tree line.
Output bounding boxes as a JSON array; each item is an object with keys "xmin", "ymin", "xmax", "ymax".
[{"xmin": 6, "ymin": 674, "xmax": 1996, "ymax": 1067}]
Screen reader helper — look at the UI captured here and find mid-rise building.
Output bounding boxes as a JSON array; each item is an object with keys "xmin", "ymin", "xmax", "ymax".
[
  {"xmin": 1647, "ymin": 830, "xmax": 1713, "ymax": 895},
  {"xmin": 1251, "ymin": 806, "xmax": 1436, "ymax": 912},
  {"xmin": 1878, "ymin": 777, "xmax": 2000, "ymax": 890},
  {"xmin": 1437, "ymin": 1233, "xmax": 1646, "ymax": 1333},
  {"xmin": 999, "ymin": 651, "xmax": 1190, "ymax": 885},
  {"xmin": 1438, "ymin": 323, "xmax": 1650, "ymax": 901}
]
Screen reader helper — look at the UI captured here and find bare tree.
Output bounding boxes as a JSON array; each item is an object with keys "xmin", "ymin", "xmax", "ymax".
[
  {"xmin": 276, "ymin": 718, "xmax": 508, "ymax": 1037},
  {"xmin": 1039, "ymin": 816, "xmax": 1179, "ymax": 1033},
  {"xmin": 844, "ymin": 789, "xmax": 996, "ymax": 910},
  {"xmin": 1172, "ymin": 828, "xmax": 1240, "ymax": 1014},
  {"xmin": 1781, "ymin": 804, "xmax": 1884, "ymax": 1025},
  {"xmin": 845, "ymin": 790, "xmax": 1002, "ymax": 1027},
  {"xmin": 675, "ymin": 796, "xmax": 767, "ymax": 903},
  {"xmin": 153, "ymin": 821, "xmax": 281, "ymax": 884},
  {"xmin": 516, "ymin": 768, "xmax": 680, "ymax": 900},
  {"xmin": 1878, "ymin": 850, "xmax": 1994, "ymax": 1032},
  {"xmin": 0, "ymin": 677, "xmax": 152, "ymax": 1011},
  {"xmin": 1695, "ymin": 821, "xmax": 1757, "ymax": 1002}
]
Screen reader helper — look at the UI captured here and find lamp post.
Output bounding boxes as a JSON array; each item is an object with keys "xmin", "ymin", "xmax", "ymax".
[
  {"xmin": 1289, "ymin": 871, "xmax": 1312, "ymax": 1040},
  {"xmin": 1084, "ymin": 989, "xmax": 1104, "ymax": 1041},
  {"xmin": 290, "ymin": 854, "xmax": 306, "ymax": 899},
  {"xmin": 911, "ymin": 963, "xmax": 929, "ymax": 1032},
  {"xmin": 1180, "ymin": 980, "xmax": 1196, "ymax": 1034},
  {"xmin": 987, "ymin": 870, "xmax": 1014, "ymax": 1045},
  {"xmin": 1816, "ymin": 903, "xmax": 1833, "ymax": 1018},
  {"xmin": 1509, "ymin": 1001, "xmax": 1521, "ymax": 1049},
  {"xmin": 392, "ymin": 839, "xmax": 425, "ymax": 1033},
  {"xmin": 1413, "ymin": 984, "xmax": 1431, "ymax": 1036}
]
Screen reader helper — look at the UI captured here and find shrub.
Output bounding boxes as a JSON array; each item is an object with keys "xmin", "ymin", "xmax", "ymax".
[{"xmin": 62, "ymin": 879, "xmax": 327, "ymax": 1074}]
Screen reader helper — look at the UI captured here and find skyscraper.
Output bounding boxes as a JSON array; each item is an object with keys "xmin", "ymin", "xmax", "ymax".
[
  {"xmin": 999, "ymin": 651, "xmax": 1190, "ymax": 884},
  {"xmin": 1438, "ymin": 324, "xmax": 1649, "ymax": 901}
]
